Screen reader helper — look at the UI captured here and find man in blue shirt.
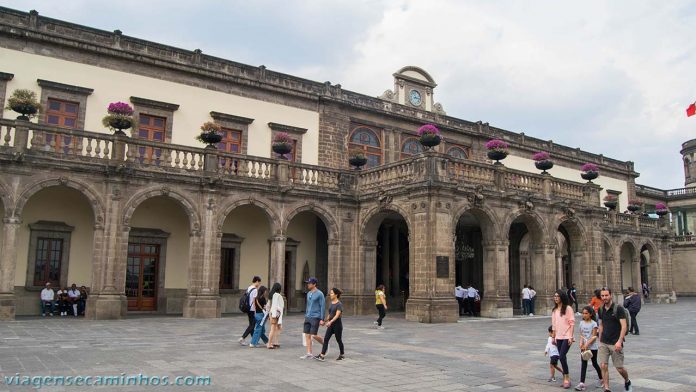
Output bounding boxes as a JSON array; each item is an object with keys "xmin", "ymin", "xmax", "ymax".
[{"xmin": 300, "ymin": 277, "xmax": 325, "ymax": 359}]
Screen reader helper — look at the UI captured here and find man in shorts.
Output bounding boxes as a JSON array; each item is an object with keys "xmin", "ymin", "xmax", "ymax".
[
  {"xmin": 598, "ymin": 288, "xmax": 632, "ymax": 392},
  {"xmin": 300, "ymin": 277, "xmax": 325, "ymax": 359}
]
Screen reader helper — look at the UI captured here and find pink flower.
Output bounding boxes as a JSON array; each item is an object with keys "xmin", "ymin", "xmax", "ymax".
[
  {"xmin": 656, "ymin": 202, "xmax": 668, "ymax": 211},
  {"xmin": 581, "ymin": 163, "xmax": 599, "ymax": 172},
  {"xmin": 417, "ymin": 124, "xmax": 440, "ymax": 137},
  {"xmin": 485, "ymin": 139, "xmax": 509, "ymax": 150},
  {"xmin": 532, "ymin": 151, "xmax": 550, "ymax": 161},
  {"xmin": 107, "ymin": 102, "xmax": 134, "ymax": 116},
  {"xmin": 272, "ymin": 132, "xmax": 293, "ymax": 144}
]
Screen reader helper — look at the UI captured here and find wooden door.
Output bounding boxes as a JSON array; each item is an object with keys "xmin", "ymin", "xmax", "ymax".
[{"xmin": 126, "ymin": 243, "xmax": 159, "ymax": 311}]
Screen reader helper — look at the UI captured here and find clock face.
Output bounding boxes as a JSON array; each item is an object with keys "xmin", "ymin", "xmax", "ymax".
[{"xmin": 409, "ymin": 89, "xmax": 422, "ymax": 106}]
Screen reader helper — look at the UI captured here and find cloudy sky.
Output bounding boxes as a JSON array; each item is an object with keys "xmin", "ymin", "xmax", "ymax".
[{"xmin": 2, "ymin": 0, "xmax": 695, "ymax": 189}]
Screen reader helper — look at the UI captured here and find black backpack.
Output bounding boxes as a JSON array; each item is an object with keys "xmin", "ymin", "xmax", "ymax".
[{"xmin": 239, "ymin": 288, "xmax": 255, "ymax": 313}]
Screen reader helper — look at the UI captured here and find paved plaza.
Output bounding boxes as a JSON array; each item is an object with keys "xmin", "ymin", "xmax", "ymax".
[{"xmin": 0, "ymin": 299, "xmax": 695, "ymax": 391}]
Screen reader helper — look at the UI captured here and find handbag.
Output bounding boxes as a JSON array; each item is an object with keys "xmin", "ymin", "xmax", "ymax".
[{"xmin": 581, "ymin": 349, "xmax": 594, "ymax": 361}]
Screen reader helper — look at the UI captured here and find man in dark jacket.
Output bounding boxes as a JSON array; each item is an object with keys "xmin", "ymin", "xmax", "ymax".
[{"xmin": 623, "ymin": 287, "xmax": 641, "ymax": 335}]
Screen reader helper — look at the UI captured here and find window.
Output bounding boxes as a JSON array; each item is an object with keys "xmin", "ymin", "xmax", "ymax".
[
  {"xmin": 400, "ymin": 137, "xmax": 423, "ymax": 159},
  {"xmin": 33, "ymin": 238, "xmax": 63, "ymax": 286},
  {"xmin": 219, "ymin": 248, "xmax": 237, "ymax": 290},
  {"xmin": 136, "ymin": 114, "xmax": 166, "ymax": 164},
  {"xmin": 447, "ymin": 146, "xmax": 469, "ymax": 159},
  {"xmin": 272, "ymin": 137, "xmax": 298, "ymax": 162},
  {"xmin": 349, "ymin": 126, "xmax": 382, "ymax": 168},
  {"xmin": 45, "ymin": 98, "xmax": 80, "ymax": 154},
  {"xmin": 219, "ymin": 128, "xmax": 242, "ymax": 154}
]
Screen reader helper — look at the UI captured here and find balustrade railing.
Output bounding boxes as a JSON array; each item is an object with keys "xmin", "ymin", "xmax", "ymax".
[
  {"xmin": 550, "ymin": 178, "xmax": 585, "ymax": 201},
  {"xmin": 358, "ymin": 159, "xmax": 419, "ymax": 193},
  {"xmin": 504, "ymin": 170, "xmax": 544, "ymax": 193},
  {"xmin": 289, "ymin": 162, "xmax": 342, "ymax": 191},
  {"xmin": 124, "ymin": 138, "xmax": 203, "ymax": 171},
  {"xmin": 217, "ymin": 153, "xmax": 276, "ymax": 180},
  {"xmin": 447, "ymin": 158, "xmax": 495, "ymax": 185},
  {"xmin": 27, "ymin": 123, "xmax": 114, "ymax": 160},
  {"xmin": 638, "ymin": 215, "xmax": 658, "ymax": 228},
  {"xmin": 666, "ymin": 187, "xmax": 696, "ymax": 197},
  {"xmin": 616, "ymin": 213, "xmax": 634, "ymax": 226},
  {"xmin": 674, "ymin": 235, "xmax": 696, "ymax": 244},
  {"xmin": 0, "ymin": 119, "xmax": 16, "ymax": 148}
]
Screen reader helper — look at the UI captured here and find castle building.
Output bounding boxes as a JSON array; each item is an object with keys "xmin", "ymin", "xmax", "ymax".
[{"xmin": 0, "ymin": 7, "xmax": 681, "ymax": 322}]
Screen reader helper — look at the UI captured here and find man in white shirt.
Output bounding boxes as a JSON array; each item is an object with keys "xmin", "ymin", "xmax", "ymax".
[
  {"xmin": 522, "ymin": 284, "xmax": 531, "ymax": 316},
  {"xmin": 67, "ymin": 284, "xmax": 81, "ymax": 317},
  {"xmin": 454, "ymin": 286, "xmax": 466, "ymax": 316},
  {"xmin": 466, "ymin": 284, "xmax": 478, "ymax": 316},
  {"xmin": 239, "ymin": 276, "xmax": 261, "ymax": 346},
  {"xmin": 40, "ymin": 282, "xmax": 55, "ymax": 316}
]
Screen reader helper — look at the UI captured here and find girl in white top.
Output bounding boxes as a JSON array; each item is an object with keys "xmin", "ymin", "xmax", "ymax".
[
  {"xmin": 575, "ymin": 306, "xmax": 602, "ymax": 391},
  {"xmin": 267, "ymin": 283, "xmax": 285, "ymax": 349}
]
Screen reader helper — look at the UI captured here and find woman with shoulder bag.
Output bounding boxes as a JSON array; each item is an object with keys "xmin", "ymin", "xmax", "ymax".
[
  {"xmin": 249, "ymin": 286, "xmax": 269, "ymax": 348},
  {"xmin": 267, "ymin": 283, "xmax": 284, "ymax": 349}
]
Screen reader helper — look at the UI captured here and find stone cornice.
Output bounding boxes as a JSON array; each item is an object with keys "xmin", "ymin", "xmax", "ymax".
[
  {"xmin": 130, "ymin": 96, "xmax": 179, "ymax": 111},
  {"xmin": 268, "ymin": 122, "xmax": 307, "ymax": 135},
  {"xmin": 37, "ymin": 79, "xmax": 93, "ymax": 95},
  {"xmin": 0, "ymin": 71, "xmax": 14, "ymax": 81},
  {"xmin": 210, "ymin": 111, "xmax": 254, "ymax": 125}
]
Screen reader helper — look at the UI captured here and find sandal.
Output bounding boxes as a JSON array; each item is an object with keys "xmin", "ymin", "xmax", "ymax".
[{"xmin": 273, "ymin": 344, "xmax": 281, "ymax": 348}]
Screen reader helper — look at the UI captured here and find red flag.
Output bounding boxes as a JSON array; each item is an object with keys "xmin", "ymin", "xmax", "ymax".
[{"xmin": 688, "ymin": 103, "xmax": 696, "ymax": 117}]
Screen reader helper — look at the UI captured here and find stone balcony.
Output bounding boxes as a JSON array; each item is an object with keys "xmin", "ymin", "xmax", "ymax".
[{"xmin": 0, "ymin": 118, "xmax": 666, "ymax": 236}]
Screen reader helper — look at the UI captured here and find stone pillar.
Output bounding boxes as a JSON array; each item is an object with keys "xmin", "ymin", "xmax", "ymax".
[
  {"xmin": 343, "ymin": 239, "xmax": 378, "ymax": 315},
  {"xmin": 480, "ymin": 240, "xmax": 513, "ymax": 318},
  {"xmin": 0, "ymin": 216, "xmax": 21, "ymax": 320},
  {"xmin": 183, "ymin": 198, "xmax": 221, "ymax": 318},
  {"xmin": 87, "ymin": 184, "xmax": 127, "ymax": 319},
  {"xmin": 631, "ymin": 255, "xmax": 642, "ymax": 294},
  {"xmin": 268, "ymin": 234, "xmax": 287, "ymax": 287},
  {"xmin": 390, "ymin": 224, "xmax": 401, "ymax": 300},
  {"xmin": 326, "ymin": 238, "xmax": 340, "ymax": 291},
  {"xmin": 532, "ymin": 243, "xmax": 557, "ymax": 316},
  {"xmin": 405, "ymin": 198, "xmax": 458, "ymax": 323}
]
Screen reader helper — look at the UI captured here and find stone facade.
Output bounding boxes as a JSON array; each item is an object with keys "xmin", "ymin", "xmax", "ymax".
[{"xmin": 0, "ymin": 7, "xmax": 679, "ymax": 322}]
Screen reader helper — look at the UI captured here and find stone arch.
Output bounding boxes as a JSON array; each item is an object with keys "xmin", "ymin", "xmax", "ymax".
[
  {"xmin": 501, "ymin": 209, "xmax": 548, "ymax": 242},
  {"xmin": 554, "ymin": 216, "xmax": 588, "ymax": 251},
  {"xmin": 15, "ymin": 177, "xmax": 104, "ymax": 224},
  {"xmin": 394, "ymin": 65, "xmax": 436, "ymax": 84},
  {"xmin": 618, "ymin": 238, "xmax": 639, "ymax": 291},
  {"xmin": 283, "ymin": 203, "xmax": 339, "ymax": 241},
  {"xmin": 360, "ymin": 203, "xmax": 412, "ymax": 240},
  {"xmin": 122, "ymin": 186, "xmax": 200, "ymax": 233},
  {"xmin": 216, "ymin": 195, "xmax": 280, "ymax": 235},
  {"xmin": 451, "ymin": 204, "xmax": 499, "ymax": 241}
]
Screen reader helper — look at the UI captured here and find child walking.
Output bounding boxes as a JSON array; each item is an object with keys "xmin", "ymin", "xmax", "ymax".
[
  {"xmin": 545, "ymin": 326, "xmax": 564, "ymax": 382},
  {"xmin": 575, "ymin": 306, "xmax": 603, "ymax": 391}
]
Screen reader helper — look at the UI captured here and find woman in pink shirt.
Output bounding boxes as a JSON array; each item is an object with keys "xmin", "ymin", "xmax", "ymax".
[{"xmin": 552, "ymin": 289, "xmax": 576, "ymax": 389}]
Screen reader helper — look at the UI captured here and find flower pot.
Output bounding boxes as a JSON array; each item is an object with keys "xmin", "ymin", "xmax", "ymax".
[
  {"xmin": 419, "ymin": 134, "xmax": 441, "ymax": 149},
  {"xmin": 604, "ymin": 201, "xmax": 617, "ymax": 210},
  {"xmin": 11, "ymin": 103, "xmax": 38, "ymax": 120},
  {"xmin": 581, "ymin": 170, "xmax": 599, "ymax": 182},
  {"xmin": 487, "ymin": 150, "xmax": 508, "ymax": 163},
  {"xmin": 656, "ymin": 210, "xmax": 669, "ymax": 217},
  {"xmin": 627, "ymin": 205, "xmax": 641, "ymax": 213},
  {"xmin": 109, "ymin": 117, "xmax": 133, "ymax": 131},
  {"xmin": 349, "ymin": 156, "xmax": 368, "ymax": 169},
  {"xmin": 199, "ymin": 132, "xmax": 222, "ymax": 145},
  {"xmin": 272, "ymin": 143, "xmax": 292, "ymax": 158},
  {"xmin": 534, "ymin": 159, "xmax": 554, "ymax": 173}
]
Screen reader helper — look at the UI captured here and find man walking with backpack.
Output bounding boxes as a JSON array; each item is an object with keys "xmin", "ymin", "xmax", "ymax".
[
  {"xmin": 598, "ymin": 287, "xmax": 632, "ymax": 392},
  {"xmin": 623, "ymin": 287, "xmax": 641, "ymax": 335},
  {"xmin": 238, "ymin": 276, "xmax": 261, "ymax": 346}
]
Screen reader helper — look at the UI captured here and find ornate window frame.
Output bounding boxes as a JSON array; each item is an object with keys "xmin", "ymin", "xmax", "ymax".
[
  {"xmin": 349, "ymin": 125, "xmax": 383, "ymax": 168},
  {"xmin": 0, "ymin": 72, "xmax": 13, "ymax": 119},
  {"xmin": 268, "ymin": 122, "xmax": 307, "ymax": 162},
  {"xmin": 220, "ymin": 233, "xmax": 244, "ymax": 293},
  {"xmin": 26, "ymin": 220, "xmax": 74, "ymax": 289},
  {"xmin": 400, "ymin": 135, "xmax": 423, "ymax": 159},
  {"xmin": 127, "ymin": 227, "xmax": 169, "ymax": 312},
  {"xmin": 37, "ymin": 79, "xmax": 93, "ymax": 130},
  {"xmin": 130, "ymin": 96, "xmax": 179, "ymax": 142},
  {"xmin": 210, "ymin": 111, "xmax": 254, "ymax": 155},
  {"xmin": 446, "ymin": 145, "xmax": 470, "ymax": 160}
]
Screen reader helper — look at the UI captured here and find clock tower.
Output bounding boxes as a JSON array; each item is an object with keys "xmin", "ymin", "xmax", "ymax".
[{"xmin": 379, "ymin": 66, "xmax": 446, "ymax": 114}]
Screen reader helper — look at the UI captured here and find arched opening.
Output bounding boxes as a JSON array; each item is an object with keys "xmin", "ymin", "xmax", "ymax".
[
  {"xmin": 285, "ymin": 211, "xmax": 330, "ymax": 312},
  {"xmin": 455, "ymin": 212, "xmax": 484, "ymax": 295},
  {"xmin": 362, "ymin": 210, "xmax": 409, "ymax": 311},
  {"xmin": 557, "ymin": 229, "xmax": 571, "ymax": 289},
  {"xmin": 349, "ymin": 126, "xmax": 382, "ymax": 168},
  {"xmin": 220, "ymin": 204, "xmax": 272, "ymax": 312},
  {"xmin": 619, "ymin": 242, "xmax": 636, "ymax": 291},
  {"xmin": 127, "ymin": 196, "xmax": 190, "ymax": 312},
  {"xmin": 16, "ymin": 186, "xmax": 95, "ymax": 316},
  {"xmin": 400, "ymin": 137, "xmax": 423, "ymax": 159},
  {"xmin": 508, "ymin": 214, "xmax": 544, "ymax": 314},
  {"xmin": 639, "ymin": 243, "xmax": 654, "ymax": 296}
]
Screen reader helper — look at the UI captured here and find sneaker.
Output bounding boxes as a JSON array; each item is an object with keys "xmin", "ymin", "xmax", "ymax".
[
  {"xmin": 575, "ymin": 382, "xmax": 586, "ymax": 391},
  {"xmin": 336, "ymin": 355, "xmax": 344, "ymax": 361},
  {"xmin": 238, "ymin": 338, "xmax": 246, "ymax": 346},
  {"xmin": 596, "ymin": 380, "xmax": 604, "ymax": 388},
  {"xmin": 249, "ymin": 344, "xmax": 260, "ymax": 348},
  {"xmin": 49, "ymin": 313, "xmax": 53, "ymax": 316},
  {"xmin": 529, "ymin": 313, "xmax": 534, "ymax": 316},
  {"xmin": 624, "ymin": 379, "xmax": 632, "ymax": 392},
  {"xmin": 313, "ymin": 355, "xmax": 325, "ymax": 361},
  {"xmin": 548, "ymin": 377, "xmax": 556, "ymax": 382},
  {"xmin": 373, "ymin": 321, "xmax": 378, "ymax": 325},
  {"xmin": 299, "ymin": 354, "xmax": 313, "ymax": 360},
  {"xmin": 42, "ymin": 313, "xmax": 46, "ymax": 317},
  {"xmin": 377, "ymin": 326, "xmax": 385, "ymax": 330}
]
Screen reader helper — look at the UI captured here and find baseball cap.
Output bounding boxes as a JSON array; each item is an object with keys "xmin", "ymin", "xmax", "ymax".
[{"xmin": 304, "ymin": 277, "xmax": 318, "ymax": 284}]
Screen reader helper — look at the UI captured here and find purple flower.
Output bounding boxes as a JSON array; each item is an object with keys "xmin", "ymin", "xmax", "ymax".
[
  {"xmin": 628, "ymin": 200, "xmax": 643, "ymax": 206},
  {"xmin": 272, "ymin": 132, "xmax": 293, "ymax": 144},
  {"xmin": 603, "ymin": 194, "xmax": 618, "ymax": 201},
  {"xmin": 417, "ymin": 124, "xmax": 441, "ymax": 137},
  {"xmin": 107, "ymin": 102, "xmax": 134, "ymax": 116},
  {"xmin": 485, "ymin": 139, "xmax": 509, "ymax": 150},
  {"xmin": 656, "ymin": 202, "xmax": 668, "ymax": 211},
  {"xmin": 532, "ymin": 151, "xmax": 550, "ymax": 161},
  {"xmin": 581, "ymin": 163, "xmax": 599, "ymax": 172}
]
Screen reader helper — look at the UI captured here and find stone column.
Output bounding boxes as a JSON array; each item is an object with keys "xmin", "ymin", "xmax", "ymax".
[
  {"xmin": 480, "ymin": 240, "xmax": 513, "ymax": 318},
  {"xmin": 87, "ymin": 184, "xmax": 127, "ymax": 319},
  {"xmin": 268, "ymin": 234, "xmax": 287, "ymax": 287},
  {"xmin": 183, "ymin": 198, "xmax": 221, "ymax": 318},
  {"xmin": 390, "ymin": 224, "xmax": 401, "ymax": 302},
  {"xmin": 532, "ymin": 243, "xmax": 557, "ymax": 315},
  {"xmin": 631, "ymin": 255, "xmax": 642, "ymax": 293},
  {"xmin": 344, "ymin": 239, "xmax": 377, "ymax": 315},
  {"xmin": 326, "ymin": 238, "xmax": 340, "ymax": 291},
  {"xmin": 0, "ymin": 216, "xmax": 21, "ymax": 320}
]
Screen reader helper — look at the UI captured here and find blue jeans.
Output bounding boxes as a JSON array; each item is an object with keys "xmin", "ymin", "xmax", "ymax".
[
  {"xmin": 250, "ymin": 312, "xmax": 268, "ymax": 346},
  {"xmin": 40, "ymin": 300, "xmax": 54, "ymax": 315},
  {"xmin": 522, "ymin": 299, "xmax": 531, "ymax": 315}
]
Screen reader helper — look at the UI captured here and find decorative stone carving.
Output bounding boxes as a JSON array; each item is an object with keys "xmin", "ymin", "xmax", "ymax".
[
  {"xmin": 432, "ymin": 102, "xmax": 446, "ymax": 115},
  {"xmin": 378, "ymin": 191, "xmax": 393, "ymax": 206},
  {"xmin": 58, "ymin": 176, "xmax": 68, "ymax": 185},
  {"xmin": 520, "ymin": 197, "xmax": 534, "ymax": 211},
  {"xmin": 562, "ymin": 206, "xmax": 576, "ymax": 219},
  {"xmin": 160, "ymin": 186, "xmax": 170, "ymax": 196},
  {"xmin": 467, "ymin": 186, "xmax": 485, "ymax": 206},
  {"xmin": 379, "ymin": 89, "xmax": 395, "ymax": 100}
]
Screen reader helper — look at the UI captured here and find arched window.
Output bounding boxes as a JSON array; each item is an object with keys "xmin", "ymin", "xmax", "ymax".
[
  {"xmin": 401, "ymin": 137, "xmax": 423, "ymax": 159},
  {"xmin": 447, "ymin": 146, "xmax": 468, "ymax": 159},
  {"xmin": 349, "ymin": 126, "xmax": 382, "ymax": 167}
]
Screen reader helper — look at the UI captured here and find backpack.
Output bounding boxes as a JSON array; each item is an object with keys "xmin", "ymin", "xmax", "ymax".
[{"xmin": 239, "ymin": 287, "xmax": 256, "ymax": 313}]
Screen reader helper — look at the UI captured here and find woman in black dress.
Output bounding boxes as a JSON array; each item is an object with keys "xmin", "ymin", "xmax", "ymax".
[{"xmin": 315, "ymin": 288, "xmax": 345, "ymax": 361}]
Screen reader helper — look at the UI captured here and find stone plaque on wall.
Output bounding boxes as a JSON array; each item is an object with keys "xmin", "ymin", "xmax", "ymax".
[{"xmin": 436, "ymin": 256, "xmax": 449, "ymax": 278}]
